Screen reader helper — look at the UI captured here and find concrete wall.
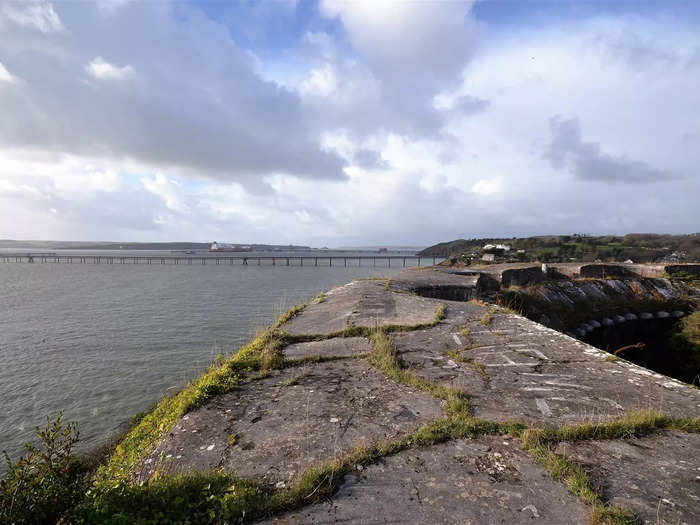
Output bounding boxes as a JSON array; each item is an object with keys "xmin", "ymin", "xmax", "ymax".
[
  {"xmin": 665, "ymin": 264, "xmax": 700, "ymax": 277},
  {"xmin": 501, "ymin": 267, "xmax": 546, "ymax": 287}
]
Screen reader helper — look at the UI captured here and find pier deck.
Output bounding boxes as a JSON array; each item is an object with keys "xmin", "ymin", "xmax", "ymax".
[{"xmin": 0, "ymin": 253, "xmax": 437, "ymax": 267}]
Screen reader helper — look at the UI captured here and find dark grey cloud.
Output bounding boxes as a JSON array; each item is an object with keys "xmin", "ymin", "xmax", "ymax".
[
  {"xmin": 451, "ymin": 94, "xmax": 489, "ymax": 115},
  {"xmin": 0, "ymin": 1, "xmax": 345, "ymax": 187},
  {"xmin": 596, "ymin": 31, "xmax": 678, "ymax": 68},
  {"xmin": 545, "ymin": 116, "xmax": 678, "ymax": 183},
  {"xmin": 352, "ymin": 148, "xmax": 389, "ymax": 170}
]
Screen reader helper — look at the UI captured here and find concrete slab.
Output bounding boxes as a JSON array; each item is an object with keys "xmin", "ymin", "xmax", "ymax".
[
  {"xmin": 283, "ymin": 337, "xmax": 371, "ymax": 360},
  {"xmin": 280, "ymin": 282, "xmax": 359, "ymax": 335},
  {"xmin": 392, "ymin": 313, "xmax": 700, "ymax": 425},
  {"xmin": 281, "ymin": 281, "xmax": 441, "ymax": 336},
  {"xmin": 134, "ymin": 360, "xmax": 444, "ymax": 486},
  {"xmin": 556, "ymin": 431, "xmax": 700, "ymax": 525},
  {"xmin": 125, "ymin": 270, "xmax": 700, "ymax": 523},
  {"xmin": 389, "ymin": 268, "xmax": 489, "ymax": 299},
  {"xmin": 469, "ymin": 359, "xmax": 700, "ymax": 425},
  {"xmin": 262, "ymin": 436, "xmax": 589, "ymax": 524}
]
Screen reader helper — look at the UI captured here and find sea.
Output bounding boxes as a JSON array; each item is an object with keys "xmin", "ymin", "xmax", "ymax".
[{"xmin": 0, "ymin": 249, "xmax": 428, "ymax": 465}]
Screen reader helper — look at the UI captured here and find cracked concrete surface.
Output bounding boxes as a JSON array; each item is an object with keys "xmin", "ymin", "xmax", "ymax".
[
  {"xmin": 283, "ymin": 337, "xmax": 371, "ymax": 360},
  {"xmin": 134, "ymin": 360, "xmax": 444, "ymax": 486},
  {"xmin": 392, "ymin": 306, "xmax": 699, "ymax": 424},
  {"xmin": 263, "ymin": 436, "xmax": 589, "ymax": 524},
  {"xmin": 556, "ymin": 431, "xmax": 700, "ymax": 525},
  {"xmin": 280, "ymin": 280, "xmax": 440, "ymax": 335},
  {"xmin": 132, "ymin": 268, "xmax": 700, "ymax": 523}
]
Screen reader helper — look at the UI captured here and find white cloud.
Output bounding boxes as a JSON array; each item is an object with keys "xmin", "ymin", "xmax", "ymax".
[
  {"xmin": 1, "ymin": 0, "xmax": 63, "ymax": 33},
  {"xmin": 141, "ymin": 173, "xmax": 188, "ymax": 213},
  {"xmin": 0, "ymin": 178, "xmax": 42, "ymax": 196},
  {"xmin": 0, "ymin": 62, "xmax": 16, "ymax": 83},
  {"xmin": 320, "ymin": 0, "xmax": 476, "ymax": 81},
  {"xmin": 0, "ymin": 150, "xmax": 121, "ymax": 198},
  {"xmin": 95, "ymin": 0, "xmax": 138, "ymax": 15},
  {"xmin": 85, "ymin": 56, "xmax": 134, "ymax": 81},
  {"xmin": 300, "ymin": 63, "xmax": 338, "ymax": 97},
  {"xmin": 471, "ymin": 177, "xmax": 503, "ymax": 196},
  {"xmin": 315, "ymin": 0, "xmax": 479, "ymax": 136}
]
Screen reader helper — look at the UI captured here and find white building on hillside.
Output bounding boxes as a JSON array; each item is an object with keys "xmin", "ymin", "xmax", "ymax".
[{"xmin": 483, "ymin": 244, "xmax": 511, "ymax": 252}]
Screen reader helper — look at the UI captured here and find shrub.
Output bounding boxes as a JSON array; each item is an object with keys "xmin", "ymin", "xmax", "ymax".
[{"xmin": 1, "ymin": 414, "xmax": 87, "ymax": 524}]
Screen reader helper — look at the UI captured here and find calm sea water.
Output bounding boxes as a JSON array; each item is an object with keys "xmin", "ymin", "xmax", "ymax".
[{"xmin": 0, "ymin": 254, "xmax": 410, "ymax": 464}]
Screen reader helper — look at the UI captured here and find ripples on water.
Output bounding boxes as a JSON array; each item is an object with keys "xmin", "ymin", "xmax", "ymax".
[{"xmin": 0, "ymin": 258, "xmax": 407, "ymax": 463}]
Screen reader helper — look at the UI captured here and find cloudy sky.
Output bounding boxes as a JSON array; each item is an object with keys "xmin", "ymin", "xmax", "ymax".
[{"xmin": 1, "ymin": 0, "xmax": 698, "ymax": 246}]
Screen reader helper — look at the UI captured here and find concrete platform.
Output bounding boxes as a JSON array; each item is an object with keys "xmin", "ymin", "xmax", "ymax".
[
  {"xmin": 556, "ymin": 431, "xmax": 700, "ymax": 525},
  {"xmin": 134, "ymin": 360, "xmax": 444, "ymax": 486},
  {"xmin": 389, "ymin": 267, "xmax": 489, "ymax": 299},
  {"xmin": 263, "ymin": 436, "xmax": 589, "ymax": 524},
  {"xmin": 393, "ymin": 311, "xmax": 700, "ymax": 425},
  {"xmin": 128, "ymin": 269, "xmax": 700, "ymax": 523},
  {"xmin": 283, "ymin": 337, "xmax": 371, "ymax": 360},
  {"xmin": 281, "ymin": 280, "xmax": 441, "ymax": 335}
]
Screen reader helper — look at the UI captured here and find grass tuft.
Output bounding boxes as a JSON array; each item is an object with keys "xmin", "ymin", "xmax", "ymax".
[
  {"xmin": 446, "ymin": 350, "xmax": 489, "ymax": 380},
  {"xmin": 521, "ymin": 410, "xmax": 700, "ymax": 524},
  {"xmin": 433, "ymin": 304, "xmax": 447, "ymax": 323},
  {"xmin": 521, "ymin": 410, "xmax": 700, "ymax": 449},
  {"xmin": 479, "ymin": 308, "xmax": 495, "ymax": 327},
  {"xmin": 524, "ymin": 444, "xmax": 636, "ymax": 525},
  {"xmin": 368, "ymin": 328, "xmax": 471, "ymax": 417},
  {"xmin": 283, "ymin": 372, "xmax": 307, "ymax": 387}
]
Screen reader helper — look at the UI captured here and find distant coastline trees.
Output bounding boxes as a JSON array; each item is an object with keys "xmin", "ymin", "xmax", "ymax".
[{"xmin": 419, "ymin": 233, "xmax": 700, "ymax": 263}]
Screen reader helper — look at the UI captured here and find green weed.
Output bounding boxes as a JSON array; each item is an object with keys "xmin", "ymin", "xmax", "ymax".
[
  {"xmin": 446, "ymin": 350, "xmax": 489, "ymax": 380},
  {"xmin": 368, "ymin": 329, "xmax": 470, "ymax": 417}
]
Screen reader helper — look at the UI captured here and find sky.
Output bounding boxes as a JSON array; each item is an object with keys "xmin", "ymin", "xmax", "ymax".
[{"xmin": 0, "ymin": 0, "xmax": 699, "ymax": 247}]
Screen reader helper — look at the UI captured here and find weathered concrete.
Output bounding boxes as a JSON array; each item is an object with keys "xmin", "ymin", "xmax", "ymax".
[
  {"xmin": 388, "ymin": 267, "xmax": 493, "ymax": 299},
  {"xmin": 499, "ymin": 277, "xmax": 694, "ymax": 331},
  {"xmin": 131, "ymin": 268, "xmax": 700, "ymax": 523},
  {"xmin": 263, "ymin": 436, "xmax": 589, "ymax": 524},
  {"xmin": 393, "ymin": 307, "xmax": 700, "ymax": 425},
  {"xmin": 281, "ymin": 280, "xmax": 440, "ymax": 336},
  {"xmin": 283, "ymin": 337, "xmax": 371, "ymax": 360},
  {"xmin": 556, "ymin": 431, "xmax": 700, "ymax": 525},
  {"xmin": 440, "ymin": 261, "xmax": 700, "ymax": 285},
  {"xmin": 134, "ymin": 360, "xmax": 444, "ymax": 486}
]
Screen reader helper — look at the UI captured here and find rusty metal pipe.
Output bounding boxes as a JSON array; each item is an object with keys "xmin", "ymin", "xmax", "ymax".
[{"xmin": 613, "ymin": 342, "xmax": 646, "ymax": 356}]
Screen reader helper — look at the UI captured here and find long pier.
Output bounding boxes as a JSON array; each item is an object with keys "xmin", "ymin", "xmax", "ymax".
[{"xmin": 0, "ymin": 253, "xmax": 437, "ymax": 268}]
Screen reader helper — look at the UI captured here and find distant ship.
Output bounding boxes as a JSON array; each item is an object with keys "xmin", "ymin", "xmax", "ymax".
[{"xmin": 209, "ymin": 242, "xmax": 252, "ymax": 252}]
